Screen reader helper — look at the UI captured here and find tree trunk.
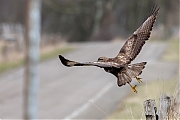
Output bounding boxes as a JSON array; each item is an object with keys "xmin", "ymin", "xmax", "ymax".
[{"xmin": 24, "ymin": 0, "xmax": 41, "ymax": 119}]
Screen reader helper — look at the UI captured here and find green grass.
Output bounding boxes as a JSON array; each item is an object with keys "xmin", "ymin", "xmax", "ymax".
[
  {"xmin": 106, "ymin": 77, "xmax": 178, "ymax": 120},
  {"xmin": 0, "ymin": 59, "xmax": 24, "ymax": 74},
  {"xmin": 0, "ymin": 47, "xmax": 73, "ymax": 74},
  {"xmin": 40, "ymin": 47, "xmax": 73, "ymax": 62}
]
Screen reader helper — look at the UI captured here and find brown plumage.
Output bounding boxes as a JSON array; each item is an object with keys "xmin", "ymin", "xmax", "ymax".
[{"xmin": 59, "ymin": 5, "xmax": 160, "ymax": 93}]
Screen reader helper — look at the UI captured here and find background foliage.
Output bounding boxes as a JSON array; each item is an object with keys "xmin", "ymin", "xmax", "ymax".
[{"xmin": 0, "ymin": 0, "xmax": 179, "ymax": 41}]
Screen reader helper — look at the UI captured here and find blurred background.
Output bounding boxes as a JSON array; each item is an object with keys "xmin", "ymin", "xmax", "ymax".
[
  {"xmin": 0, "ymin": 0, "xmax": 179, "ymax": 119},
  {"xmin": 0, "ymin": 0, "xmax": 179, "ymax": 63}
]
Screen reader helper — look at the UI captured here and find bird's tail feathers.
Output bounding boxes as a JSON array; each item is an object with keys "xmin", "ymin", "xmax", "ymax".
[
  {"xmin": 117, "ymin": 62, "xmax": 146, "ymax": 87},
  {"xmin": 126, "ymin": 62, "xmax": 147, "ymax": 78}
]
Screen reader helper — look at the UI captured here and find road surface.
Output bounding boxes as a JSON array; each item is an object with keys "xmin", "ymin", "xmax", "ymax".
[{"xmin": 0, "ymin": 41, "xmax": 178, "ymax": 119}]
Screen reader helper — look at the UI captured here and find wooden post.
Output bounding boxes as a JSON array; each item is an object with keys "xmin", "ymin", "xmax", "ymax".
[
  {"xmin": 143, "ymin": 99, "xmax": 158, "ymax": 120},
  {"xmin": 158, "ymin": 94, "xmax": 172, "ymax": 120}
]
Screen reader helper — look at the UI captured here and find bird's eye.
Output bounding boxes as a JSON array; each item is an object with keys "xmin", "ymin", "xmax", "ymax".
[{"xmin": 98, "ymin": 57, "xmax": 103, "ymax": 61}]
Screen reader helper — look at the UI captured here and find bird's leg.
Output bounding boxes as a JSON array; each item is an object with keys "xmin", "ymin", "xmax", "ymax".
[
  {"xmin": 128, "ymin": 83, "xmax": 137, "ymax": 93},
  {"xmin": 135, "ymin": 76, "xmax": 143, "ymax": 83}
]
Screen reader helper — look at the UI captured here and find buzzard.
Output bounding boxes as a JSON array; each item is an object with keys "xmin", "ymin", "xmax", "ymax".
[{"xmin": 59, "ymin": 5, "xmax": 159, "ymax": 93}]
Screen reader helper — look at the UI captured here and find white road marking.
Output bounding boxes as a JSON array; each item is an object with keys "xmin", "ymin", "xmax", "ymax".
[{"xmin": 64, "ymin": 82, "xmax": 113, "ymax": 120}]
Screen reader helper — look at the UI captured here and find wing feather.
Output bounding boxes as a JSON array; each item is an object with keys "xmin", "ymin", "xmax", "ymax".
[
  {"xmin": 117, "ymin": 5, "xmax": 159, "ymax": 62},
  {"xmin": 117, "ymin": 72, "xmax": 131, "ymax": 86},
  {"xmin": 59, "ymin": 55, "xmax": 121, "ymax": 68}
]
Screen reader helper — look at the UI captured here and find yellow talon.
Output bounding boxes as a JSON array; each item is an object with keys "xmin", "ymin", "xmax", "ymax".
[
  {"xmin": 135, "ymin": 76, "xmax": 143, "ymax": 83},
  {"xmin": 128, "ymin": 83, "xmax": 138, "ymax": 93}
]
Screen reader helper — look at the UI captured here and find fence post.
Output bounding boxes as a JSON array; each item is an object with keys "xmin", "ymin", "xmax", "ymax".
[
  {"xmin": 143, "ymin": 99, "xmax": 158, "ymax": 120},
  {"xmin": 158, "ymin": 94, "xmax": 172, "ymax": 120}
]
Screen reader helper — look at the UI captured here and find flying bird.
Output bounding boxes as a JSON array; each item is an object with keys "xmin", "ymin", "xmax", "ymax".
[{"xmin": 59, "ymin": 5, "xmax": 159, "ymax": 93}]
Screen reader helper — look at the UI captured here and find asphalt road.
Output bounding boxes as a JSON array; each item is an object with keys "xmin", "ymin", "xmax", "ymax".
[{"xmin": 0, "ymin": 41, "xmax": 178, "ymax": 119}]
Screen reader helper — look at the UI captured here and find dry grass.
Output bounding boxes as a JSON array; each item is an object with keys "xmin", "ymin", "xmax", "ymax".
[
  {"xmin": 162, "ymin": 39, "xmax": 179, "ymax": 62},
  {"xmin": 105, "ymin": 77, "xmax": 179, "ymax": 120},
  {"xmin": 0, "ymin": 43, "xmax": 73, "ymax": 74}
]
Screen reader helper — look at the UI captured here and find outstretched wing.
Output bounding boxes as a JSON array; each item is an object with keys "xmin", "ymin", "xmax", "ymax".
[
  {"xmin": 117, "ymin": 5, "xmax": 160, "ymax": 63},
  {"xmin": 59, "ymin": 55, "xmax": 121, "ymax": 68}
]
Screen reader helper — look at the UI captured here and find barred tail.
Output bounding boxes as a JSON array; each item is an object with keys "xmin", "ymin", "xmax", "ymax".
[
  {"xmin": 117, "ymin": 62, "xmax": 147, "ymax": 87},
  {"xmin": 126, "ymin": 62, "xmax": 147, "ymax": 78}
]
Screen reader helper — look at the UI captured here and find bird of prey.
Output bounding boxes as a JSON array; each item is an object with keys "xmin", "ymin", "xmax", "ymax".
[{"xmin": 59, "ymin": 5, "xmax": 159, "ymax": 93}]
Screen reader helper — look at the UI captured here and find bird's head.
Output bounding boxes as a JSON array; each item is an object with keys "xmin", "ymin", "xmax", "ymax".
[{"xmin": 97, "ymin": 57, "xmax": 109, "ymax": 62}]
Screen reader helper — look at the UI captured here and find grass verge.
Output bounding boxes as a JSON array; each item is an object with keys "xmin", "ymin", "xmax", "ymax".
[
  {"xmin": 0, "ymin": 47, "xmax": 73, "ymax": 74},
  {"xmin": 40, "ymin": 47, "xmax": 73, "ymax": 62},
  {"xmin": 105, "ymin": 77, "xmax": 178, "ymax": 119},
  {"xmin": 161, "ymin": 39, "xmax": 179, "ymax": 62}
]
